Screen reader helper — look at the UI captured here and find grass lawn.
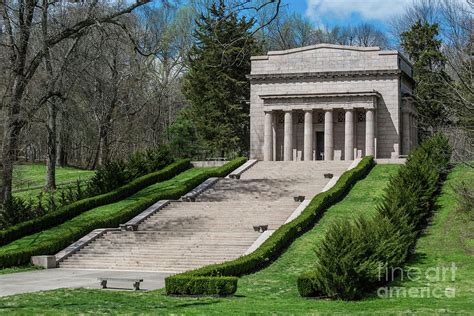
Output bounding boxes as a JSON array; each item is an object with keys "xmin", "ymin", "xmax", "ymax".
[
  {"xmin": 12, "ymin": 164, "xmax": 94, "ymax": 207},
  {"xmin": 0, "ymin": 164, "xmax": 472, "ymax": 314},
  {"xmin": 13, "ymin": 163, "xmax": 94, "ymax": 191},
  {"xmin": 0, "ymin": 265, "xmax": 42, "ymax": 276}
]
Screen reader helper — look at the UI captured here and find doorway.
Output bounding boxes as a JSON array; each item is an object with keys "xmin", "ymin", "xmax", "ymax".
[{"xmin": 316, "ymin": 132, "xmax": 324, "ymax": 160}]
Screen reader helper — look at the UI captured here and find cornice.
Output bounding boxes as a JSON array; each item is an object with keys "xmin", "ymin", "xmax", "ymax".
[{"xmin": 247, "ymin": 69, "xmax": 402, "ymax": 81}]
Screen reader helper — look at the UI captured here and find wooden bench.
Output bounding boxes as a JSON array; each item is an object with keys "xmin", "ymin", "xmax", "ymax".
[{"xmin": 98, "ymin": 277, "xmax": 143, "ymax": 291}]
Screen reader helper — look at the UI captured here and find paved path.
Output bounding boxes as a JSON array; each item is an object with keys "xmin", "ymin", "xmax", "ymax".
[{"xmin": 0, "ymin": 269, "xmax": 170, "ymax": 297}]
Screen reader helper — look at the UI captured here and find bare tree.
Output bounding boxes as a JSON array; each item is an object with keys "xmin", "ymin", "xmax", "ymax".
[{"xmin": 0, "ymin": 0, "xmax": 151, "ymax": 204}]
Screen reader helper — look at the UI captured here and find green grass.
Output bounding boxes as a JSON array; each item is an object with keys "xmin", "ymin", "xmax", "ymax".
[
  {"xmin": 0, "ymin": 167, "xmax": 213, "ymax": 255},
  {"xmin": 0, "ymin": 265, "xmax": 42, "ymax": 275},
  {"xmin": 13, "ymin": 163, "xmax": 93, "ymax": 191},
  {"xmin": 12, "ymin": 164, "xmax": 94, "ymax": 206},
  {"xmin": 0, "ymin": 164, "xmax": 473, "ymax": 314}
]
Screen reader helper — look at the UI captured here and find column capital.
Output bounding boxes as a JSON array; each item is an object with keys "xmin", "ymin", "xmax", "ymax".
[
  {"xmin": 263, "ymin": 109, "xmax": 273, "ymax": 114},
  {"xmin": 283, "ymin": 109, "xmax": 293, "ymax": 113},
  {"xmin": 303, "ymin": 109, "xmax": 313, "ymax": 113},
  {"xmin": 324, "ymin": 108, "xmax": 334, "ymax": 112}
]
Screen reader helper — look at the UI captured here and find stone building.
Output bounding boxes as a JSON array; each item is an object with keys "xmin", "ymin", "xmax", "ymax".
[{"xmin": 248, "ymin": 44, "xmax": 417, "ymax": 161}]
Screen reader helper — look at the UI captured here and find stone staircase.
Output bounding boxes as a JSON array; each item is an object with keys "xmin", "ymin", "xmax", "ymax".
[{"xmin": 59, "ymin": 161, "xmax": 351, "ymax": 272}]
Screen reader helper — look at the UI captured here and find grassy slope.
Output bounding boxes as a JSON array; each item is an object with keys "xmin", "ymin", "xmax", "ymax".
[
  {"xmin": 13, "ymin": 164, "xmax": 93, "ymax": 191},
  {"xmin": 12, "ymin": 164, "xmax": 94, "ymax": 206},
  {"xmin": 1, "ymin": 164, "xmax": 473, "ymax": 314},
  {"xmin": 0, "ymin": 167, "xmax": 213, "ymax": 254},
  {"xmin": 0, "ymin": 265, "xmax": 42, "ymax": 275}
]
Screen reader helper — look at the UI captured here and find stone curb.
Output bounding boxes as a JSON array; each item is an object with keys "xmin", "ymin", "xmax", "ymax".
[
  {"xmin": 244, "ymin": 230, "xmax": 275, "ymax": 255},
  {"xmin": 226, "ymin": 159, "xmax": 258, "ymax": 179},
  {"xmin": 375, "ymin": 158, "xmax": 406, "ymax": 164},
  {"xmin": 284, "ymin": 199, "xmax": 311, "ymax": 224},
  {"xmin": 181, "ymin": 177, "xmax": 219, "ymax": 202},
  {"xmin": 55, "ymin": 228, "xmax": 120, "ymax": 264},
  {"xmin": 347, "ymin": 158, "xmax": 362, "ymax": 171},
  {"xmin": 120, "ymin": 200, "xmax": 171, "ymax": 231}
]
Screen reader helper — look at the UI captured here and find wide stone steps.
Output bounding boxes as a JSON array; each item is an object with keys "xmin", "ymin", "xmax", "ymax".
[
  {"xmin": 59, "ymin": 160, "xmax": 352, "ymax": 272},
  {"xmin": 59, "ymin": 263, "xmax": 225, "ymax": 273}
]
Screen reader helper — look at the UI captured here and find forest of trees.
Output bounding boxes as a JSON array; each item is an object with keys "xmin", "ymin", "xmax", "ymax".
[{"xmin": 0, "ymin": 0, "xmax": 472, "ymax": 206}]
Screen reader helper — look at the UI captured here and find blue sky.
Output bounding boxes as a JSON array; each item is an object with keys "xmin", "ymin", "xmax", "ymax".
[{"xmin": 281, "ymin": 0, "xmax": 415, "ymax": 33}]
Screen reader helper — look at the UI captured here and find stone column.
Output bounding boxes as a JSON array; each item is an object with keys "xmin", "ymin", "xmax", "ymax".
[
  {"xmin": 344, "ymin": 109, "xmax": 354, "ymax": 160},
  {"xmin": 402, "ymin": 110, "xmax": 411, "ymax": 155},
  {"xmin": 365, "ymin": 109, "xmax": 375, "ymax": 156},
  {"xmin": 324, "ymin": 109, "xmax": 333, "ymax": 160},
  {"xmin": 263, "ymin": 111, "xmax": 273, "ymax": 161},
  {"xmin": 303, "ymin": 110, "xmax": 313, "ymax": 161},
  {"xmin": 283, "ymin": 110, "xmax": 293, "ymax": 161}
]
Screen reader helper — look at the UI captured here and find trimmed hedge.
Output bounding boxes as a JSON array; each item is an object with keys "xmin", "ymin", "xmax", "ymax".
[
  {"xmin": 165, "ymin": 156, "xmax": 374, "ymax": 296},
  {"xmin": 298, "ymin": 134, "xmax": 451, "ymax": 300},
  {"xmin": 0, "ymin": 159, "xmax": 192, "ymax": 247},
  {"xmin": 166, "ymin": 276, "xmax": 238, "ymax": 296},
  {"xmin": 0, "ymin": 158, "xmax": 246, "ymax": 268}
]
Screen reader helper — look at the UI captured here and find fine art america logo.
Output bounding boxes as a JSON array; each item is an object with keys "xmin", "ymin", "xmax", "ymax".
[{"xmin": 377, "ymin": 263, "xmax": 457, "ymax": 298}]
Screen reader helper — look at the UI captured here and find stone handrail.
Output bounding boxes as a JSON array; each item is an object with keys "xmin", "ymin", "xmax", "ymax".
[
  {"xmin": 181, "ymin": 177, "xmax": 219, "ymax": 202},
  {"xmin": 226, "ymin": 159, "xmax": 258, "ymax": 179},
  {"xmin": 120, "ymin": 200, "xmax": 171, "ymax": 231},
  {"xmin": 55, "ymin": 228, "xmax": 120, "ymax": 263}
]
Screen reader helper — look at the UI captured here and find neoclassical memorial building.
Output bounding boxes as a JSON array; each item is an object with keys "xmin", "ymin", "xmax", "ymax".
[{"xmin": 248, "ymin": 44, "xmax": 417, "ymax": 161}]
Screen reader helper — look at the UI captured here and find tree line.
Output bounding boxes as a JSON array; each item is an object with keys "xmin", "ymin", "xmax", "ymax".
[{"xmin": 0, "ymin": 0, "xmax": 472, "ymax": 208}]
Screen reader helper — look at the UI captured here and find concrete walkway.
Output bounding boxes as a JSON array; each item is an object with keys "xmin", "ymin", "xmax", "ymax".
[{"xmin": 0, "ymin": 268, "xmax": 170, "ymax": 297}]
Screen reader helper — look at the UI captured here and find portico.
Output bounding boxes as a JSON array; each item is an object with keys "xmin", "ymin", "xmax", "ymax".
[
  {"xmin": 261, "ymin": 92, "xmax": 378, "ymax": 161},
  {"xmin": 249, "ymin": 44, "xmax": 416, "ymax": 160}
]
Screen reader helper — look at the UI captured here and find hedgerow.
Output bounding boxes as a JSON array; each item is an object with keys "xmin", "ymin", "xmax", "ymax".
[
  {"xmin": 0, "ymin": 147, "xmax": 175, "ymax": 231},
  {"xmin": 0, "ymin": 157, "xmax": 246, "ymax": 268},
  {"xmin": 0, "ymin": 159, "xmax": 191, "ymax": 247},
  {"xmin": 165, "ymin": 156, "xmax": 374, "ymax": 296},
  {"xmin": 298, "ymin": 133, "xmax": 451, "ymax": 300}
]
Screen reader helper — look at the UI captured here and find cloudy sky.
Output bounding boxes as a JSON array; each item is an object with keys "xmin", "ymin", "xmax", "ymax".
[{"xmin": 283, "ymin": 0, "xmax": 415, "ymax": 32}]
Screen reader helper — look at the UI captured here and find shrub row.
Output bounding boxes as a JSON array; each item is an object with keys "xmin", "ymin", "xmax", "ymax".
[
  {"xmin": 298, "ymin": 134, "xmax": 452, "ymax": 300},
  {"xmin": 0, "ymin": 159, "xmax": 192, "ymax": 247},
  {"xmin": 0, "ymin": 157, "xmax": 246, "ymax": 268},
  {"xmin": 166, "ymin": 276, "xmax": 238, "ymax": 296},
  {"xmin": 165, "ymin": 156, "xmax": 375, "ymax": 296},
  {"xmin": 86, "ymin": 147, "xmax": 175, "ymax": 195}
]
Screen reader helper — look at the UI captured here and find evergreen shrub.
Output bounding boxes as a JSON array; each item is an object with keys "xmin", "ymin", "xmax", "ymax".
[{"xmin": 298, "ymin": 133, "xmax": 451, "ymax": 300}]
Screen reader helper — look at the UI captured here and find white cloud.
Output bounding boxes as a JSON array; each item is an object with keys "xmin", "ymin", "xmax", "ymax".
[{"xmin": 305, "ymin": 0, "xmax": 413, "ymax": 22}]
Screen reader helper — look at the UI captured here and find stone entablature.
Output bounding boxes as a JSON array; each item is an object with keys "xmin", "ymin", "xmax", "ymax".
[
  {"xmin": 249, "ymin": 44, "xmax": 417, "ymax": 161},
  {"xmin": 260, "ymin": 92, "xmax": 379, "ymax": 111}
]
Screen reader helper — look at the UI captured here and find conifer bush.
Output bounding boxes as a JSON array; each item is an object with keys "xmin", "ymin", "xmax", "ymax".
[{"xmin": 298, "ymin": 133, "xmax": 452, "ymax": 300}]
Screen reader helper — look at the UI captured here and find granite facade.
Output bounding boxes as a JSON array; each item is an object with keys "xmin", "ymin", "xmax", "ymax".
[{"xmin": 248, "ymin": 44, "xmax": 416, "ymax": 160}]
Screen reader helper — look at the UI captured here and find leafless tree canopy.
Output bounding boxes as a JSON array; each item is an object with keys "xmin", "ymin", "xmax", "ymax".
[
  {"xmin": 0, "ymin": 0, "xmax": 470, "ymax": 204},
  {"xmin": 0, "ymin": 0, "xmax": 282, "ymax": 203}
]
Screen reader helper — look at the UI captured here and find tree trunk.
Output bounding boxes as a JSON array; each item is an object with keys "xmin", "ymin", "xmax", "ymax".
[
  {"xmin": 98, "ymin": 125, "xmax": 110, "ymax": 167},
  {"xmin": 1, "ymin": 113, "xmax": 22, "ymax": 204},
  {"xmin": 1, "ymin": 81, "xmax": 26, "ymax": 204},
  {"xmin": 56, "ymin": 110, "xmax": 63, "ymax": 166},
  {"xmin": 45, "ymin": 98, "xmax": 57, "ymax": 191}
]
